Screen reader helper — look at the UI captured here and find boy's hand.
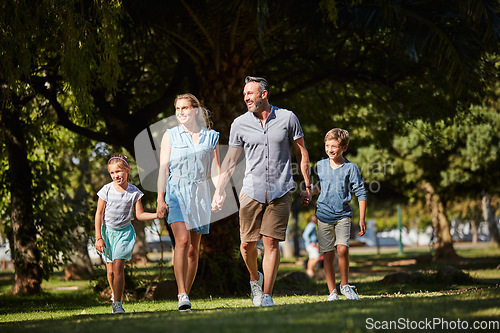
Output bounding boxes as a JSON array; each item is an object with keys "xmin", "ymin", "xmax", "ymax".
[{"xmin": 358, "ymin": 219, "xmax": 366, "ymax": 236}]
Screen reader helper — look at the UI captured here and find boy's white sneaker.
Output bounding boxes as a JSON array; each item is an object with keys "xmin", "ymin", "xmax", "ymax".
[
  {"xmin": 250, "ymin": 271, "xmax": 264, "ymax": 307},
  {"xmin": 178, "ymin": 293, "xmax": 192, "ymax": 312},
  {"xmin": 327, "ymin": 289, "xmax": 339, "ymax": 301},
  {"xmin": 340, "ymin": 284, "xmax": 359, "ymax": 300},
  {"xmin": 112, "ymin": 301, "xmax": 125, "ymax": 314},
  {"xmin": 261, "ymin": 294, "xmax": 275, "ymax": 307}
]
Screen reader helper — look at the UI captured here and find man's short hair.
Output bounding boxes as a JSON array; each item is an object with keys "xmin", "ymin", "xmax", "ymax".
[{"xmin": 245, "ymin": 76, "xmax": 270, "ymax": 97}]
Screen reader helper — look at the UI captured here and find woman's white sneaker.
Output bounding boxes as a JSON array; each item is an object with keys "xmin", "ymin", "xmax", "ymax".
[
  {"xmin": 340, "ymin": 284, "xmax": 359, "ymax": 300},
  {"xmin": 178, "ymin": 293, "xmax": 192, "ymax": 312},
  {"xmin": 327, "ymin": 289, "xmax": 339, "ymax": 301},
  {"xmin": 261, "ymin": 294, "xmax": 275, "ymax": 307}
]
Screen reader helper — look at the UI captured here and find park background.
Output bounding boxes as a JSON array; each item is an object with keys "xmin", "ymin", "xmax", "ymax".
[{"xmin": 1, "ymin": 0, "xmax": 499, "ymax": 331}]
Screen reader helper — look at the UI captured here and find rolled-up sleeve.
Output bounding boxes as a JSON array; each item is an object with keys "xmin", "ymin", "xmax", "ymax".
[
  {"xmin": 229, "ymin": 122, "xmax": 243, "ymax": 147},
  {"xmin": 288, "ymin": 112, "xmax": 304, "ymax": 142}
]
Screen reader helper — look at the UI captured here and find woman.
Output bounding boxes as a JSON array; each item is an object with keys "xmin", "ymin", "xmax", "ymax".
[{"xmin": 157, "ymin": 94, "xmax": 221, "ymax": 312}]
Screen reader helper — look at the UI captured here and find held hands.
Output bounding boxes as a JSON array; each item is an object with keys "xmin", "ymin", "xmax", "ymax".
[
  {"xmin": 211, "ymin": 189, "xmax": 226, "ymax": 211},
  {"xmin": 300, "ymin": 189, "xmax": 312, "ymax": 206},
  {"xmin": 157, "ymin": 200, "xmax": 169, "ymax": 219}
]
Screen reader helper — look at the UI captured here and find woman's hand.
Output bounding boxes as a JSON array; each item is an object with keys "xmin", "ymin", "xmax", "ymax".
[{"xmin": 211, "ymin": 190, "xmax": 226, "ymax": 211}]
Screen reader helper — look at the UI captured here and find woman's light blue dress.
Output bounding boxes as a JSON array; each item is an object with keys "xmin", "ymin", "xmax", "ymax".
[{"xmin": 165, "ymin": 125, "xmax": 219, "ymax": 233}]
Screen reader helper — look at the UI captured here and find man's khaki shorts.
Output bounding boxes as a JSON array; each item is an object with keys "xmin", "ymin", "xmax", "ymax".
[
  {"xmin": 239, "ymin": 191, "xmax": 293, "ymax": 242},
  {"xmin": 317, "ymin": 217, "xmax": 352, "ymax": 253}
]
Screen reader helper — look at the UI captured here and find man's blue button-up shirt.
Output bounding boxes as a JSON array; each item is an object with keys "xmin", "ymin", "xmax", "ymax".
[{"xmin": 229, "ymin": 105, "xmax": 304, "ymax": 203}]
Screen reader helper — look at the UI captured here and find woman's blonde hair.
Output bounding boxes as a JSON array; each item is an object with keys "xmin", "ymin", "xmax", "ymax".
[
  {"xmin": 325, "ymin": 128, "xmax": 349, "ymax": 147},
  {"xmin": 174, "ymin": 93, "xmax": 212, "ymax": 129}
]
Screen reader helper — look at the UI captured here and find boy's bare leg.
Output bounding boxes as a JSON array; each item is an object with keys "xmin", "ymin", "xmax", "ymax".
[
  {"xmin": 336, "ymin": 245, "xmax": 349, "ymax": 287},
  {"xmin": 323, "ymin": 251, "xmax": 337, "ymax": 293}
]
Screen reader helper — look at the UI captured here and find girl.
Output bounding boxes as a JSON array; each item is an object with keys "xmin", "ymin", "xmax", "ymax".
[
  {"xmin": 95, "ymin": 154, "xmax": 157, "ymax": 314},
  {"xmin": 157, "ymin": 94, "xmax": 222, "ymax": 312}
]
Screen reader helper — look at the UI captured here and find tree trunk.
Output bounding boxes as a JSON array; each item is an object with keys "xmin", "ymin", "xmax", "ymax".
[
  {"xmin": 190, "ymin": 64, "xmax": 255, "ymax": 295},
  {"xmin": 198, "ymin": 214, "xmax": 249, "ymax": 296},
  {"xmin": 419, "ymin": 181, "xmax": 458, "ymax": 260},
  {"xmin": 481, "ymin": 192, "xmax": 500, "ymax": 247},
  {"xmin": 291, "ymin": 195, "xmax": 303, "ymax": 257},
  {"xmin": 2, "ymin": 104, "xmax": 43, "ymax": 295},
  {"xmin": 65, "ymin": 226, "xmax": 94, "ymax": 281},
  {"xmin": 65, "ymin": 157, "xmax": 94, "ymax": 280},
  {"xmin": 468, "ymin": 203, "xmax": 481, "ymax": 244}
]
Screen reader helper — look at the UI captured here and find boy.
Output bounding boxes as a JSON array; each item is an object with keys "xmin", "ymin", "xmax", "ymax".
[{"xmin": 301, "ymin": 128, "xmax": 366, "ymax": 301}]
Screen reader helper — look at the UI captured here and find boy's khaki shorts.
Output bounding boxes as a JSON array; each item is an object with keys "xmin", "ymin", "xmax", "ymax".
[
  {"xmin": 239, "ymin": 191, "xmax": 293, "ymax": 242},
  {"xmin": 317, "ymin": 217, "xmax": 351, "ymax": 253}
]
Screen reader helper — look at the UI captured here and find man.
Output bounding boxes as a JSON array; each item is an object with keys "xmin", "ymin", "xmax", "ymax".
[{"xmin": 212, "ymin": 76, "xmax": 311, "ymax": 307}]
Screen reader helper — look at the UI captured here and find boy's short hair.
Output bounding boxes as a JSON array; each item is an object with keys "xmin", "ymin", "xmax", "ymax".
[{"xmin": 325, "ymin": 128, "xmax": 349, "ymax": 147}]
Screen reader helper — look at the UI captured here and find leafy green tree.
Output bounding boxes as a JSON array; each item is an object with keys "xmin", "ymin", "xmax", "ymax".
[
  {"xmin": 0, "ymin": 0, "xmax": 122, "ymax": 295},
  {"xmin": 2, "ymin": 0, "xmax": 499, "ymax": 292}
]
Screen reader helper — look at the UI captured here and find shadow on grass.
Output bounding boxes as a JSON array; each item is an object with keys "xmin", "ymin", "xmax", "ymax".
[
  {"xmin": 1, "ymin": 287, "xmax": 499, "ymax": 333},
  {"xmin": 0, "ymin": 291, "xmax": 102, "ymax": 315}
]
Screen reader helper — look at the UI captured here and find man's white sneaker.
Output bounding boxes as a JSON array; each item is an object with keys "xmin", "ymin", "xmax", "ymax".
[
  {"xmin": 340, "ymin": 284, "xmax": 359, "ymax": 300},
  {"xmin": 250, "ymin": 271, "xmax": 264, "ymax": 307},
  {"xmin": 178, "ymin": 293, "xmax": 192, "ymax": 312},
  {"xmin": 261, "ymin": 294, "xmax": 275, "ymax": 307},
  {"xmin": 327, "ymin": 289, "xmax": 339, "ymax": 301},
  {"xmin": 112, "ymin": 301, "xmax": 125, "ymax": 314}
]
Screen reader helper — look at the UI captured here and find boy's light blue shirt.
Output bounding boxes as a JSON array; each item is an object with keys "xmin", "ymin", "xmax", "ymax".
[
  {"xmin": 315, "ymin": 158, "xmax": 367, "ymax": 223},
  {"xmin": 229, "ymin": 105, "xmax": 304, "ymax": 203}
]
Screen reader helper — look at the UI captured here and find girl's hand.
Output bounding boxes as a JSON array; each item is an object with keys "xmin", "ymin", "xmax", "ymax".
[
  {"xmin": 95, "ymin": 238, "xmax": 105, "ymax": 254},
  {"xmin": 157, "ymin": 200, "xmax": 169, "ymax": 218}
]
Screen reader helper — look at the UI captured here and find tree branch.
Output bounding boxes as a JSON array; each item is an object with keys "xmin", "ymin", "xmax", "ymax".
[{"xmin": 29, "ymin": 76, "xmax": 116, "ymax": 145}]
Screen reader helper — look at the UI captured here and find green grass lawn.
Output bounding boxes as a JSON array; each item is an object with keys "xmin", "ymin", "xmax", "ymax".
[{"xmin": 1, "ymin": 243, "xmax": 499, "ymax": 332}]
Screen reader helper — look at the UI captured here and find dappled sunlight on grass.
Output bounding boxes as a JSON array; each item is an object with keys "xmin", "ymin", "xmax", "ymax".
[{"xmin": 1, "ymin": 244, "xmax": 499, "ymax": 332}]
